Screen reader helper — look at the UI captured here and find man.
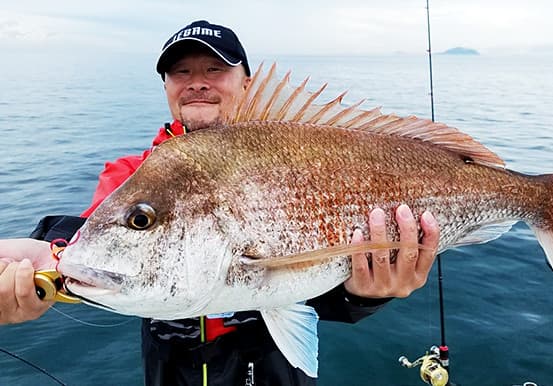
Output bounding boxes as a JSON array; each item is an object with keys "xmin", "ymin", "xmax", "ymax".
[{"xmin": 0, "ymin": 20, "xmax": 439, "ymax": 385}]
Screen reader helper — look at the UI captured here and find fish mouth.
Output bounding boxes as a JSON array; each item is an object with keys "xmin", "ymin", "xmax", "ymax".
[
  {"xmin": 64, "ymin": 277, "xmax": 118, "ymax": 295},
  {"xmin": 59, "ymin": 262, "xmax": 127, "ymax": 295},
  {"xmin": 62, "ymin": 280, "xmax": 116, "ymax": 310}
]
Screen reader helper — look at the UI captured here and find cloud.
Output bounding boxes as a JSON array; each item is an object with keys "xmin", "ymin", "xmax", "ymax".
[
  {"xmin": 1, "ymin": 1, "xmax": 552, "ymax": 55},
  {"xmin": 0, "ymin": 8, "xmax": 155, "ymax": 53},
  {"xmin": 0, "ymin": 13, "xmax": 54, "ymax": 43}
]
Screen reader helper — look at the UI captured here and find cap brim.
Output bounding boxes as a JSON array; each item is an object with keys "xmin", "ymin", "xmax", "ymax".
[{"xmin": 156, "ymin": 37, "xmax": 243, "ymax": 75}]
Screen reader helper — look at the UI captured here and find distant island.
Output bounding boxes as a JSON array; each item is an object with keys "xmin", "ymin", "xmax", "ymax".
[{"xmin": 440, "ymin": 47, "xmax": 480, "ymax": 55}]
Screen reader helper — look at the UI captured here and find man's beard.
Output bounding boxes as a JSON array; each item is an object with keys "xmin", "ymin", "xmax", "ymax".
[
  {"xmin": 178, "ymin": 115, "xmax": 223, "ymax": 132},
  {"xmin": 177, "ymin": 91, "xmax": 226, "ymax": 132}
]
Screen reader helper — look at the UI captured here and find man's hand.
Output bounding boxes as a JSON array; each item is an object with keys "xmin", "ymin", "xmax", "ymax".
[
  {"xmin": 0, "ymin": 239, "xmax": 55, "ymax": 324},
  {"xmin": 344, "ymin": 204, "xmax": 440, "ymax": 299}
]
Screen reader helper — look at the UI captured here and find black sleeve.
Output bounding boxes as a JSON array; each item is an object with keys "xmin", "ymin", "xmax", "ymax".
[
  {"xmin": 306, "ymin": 284, "xmax": 393, "ymax": 323},
  {"xmin": 29, "ymin": 215, "xmax": 86, "ymax": 242}
]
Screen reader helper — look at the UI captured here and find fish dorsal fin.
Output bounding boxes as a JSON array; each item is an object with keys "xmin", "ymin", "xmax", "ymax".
[{"xmin": 229, "ymin": 63, "xmax": 505, "ymax": 169}]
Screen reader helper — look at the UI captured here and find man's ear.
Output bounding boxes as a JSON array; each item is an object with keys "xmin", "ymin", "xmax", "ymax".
[{"xmin": 243, "ymin": 77, "xmax": 252, "ymax": 91}]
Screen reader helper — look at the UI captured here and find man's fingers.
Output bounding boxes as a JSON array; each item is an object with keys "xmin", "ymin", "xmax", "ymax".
[
  {"xmin": 345, "ymin": 206, "xmax": 440, "ymax": 299},
  {"xmin": 349, "ymin": 228, "xmax": 371, "ymax": 283},
  {"xmin": 368, "ymin": 208, "xmax": 392, "ymax": 295},
  {"xmin": 417, "ymin": 210, "xmax": 440, "ymax": 275},
  {"xmin": 396, "ymin": 204, "xmax": 418, "ymax": 247},
  {"xmin": 0, "ymin": 262, "xmax": 17, "ymax": 301},
  {"xmin": 395, "ymin": 204, "xmax": 419, "ymax": 277},
  {"xmin": 15, "ymin": 259, "xmax": 44, "ymax": 309},
  {"xmin": 370, "ymin": 208, "xmax": 389, "ymax": 264},
  {"xmin": 0, "ymin": 239, "xmax": 52, "ymax": 267},
  {"xmin": 0, "ymin": 260, "xmax": 52, "ymax": 324},
  {"xmin": 0, "ymin": 263, "xmax": 18, "ymax": 321},
  {"xmin": 0, "ymin": 260, "xmax": 8, "ymax": 273}
]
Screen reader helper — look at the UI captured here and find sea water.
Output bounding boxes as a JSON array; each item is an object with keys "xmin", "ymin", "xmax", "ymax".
[{"xmin": 1, "ymin": 49, "xmax": 552, "ymax": 385}]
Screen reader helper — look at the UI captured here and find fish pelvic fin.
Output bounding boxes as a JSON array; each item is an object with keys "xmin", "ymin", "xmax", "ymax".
[
  {"xmin": 260, "ymin": 304, "xmax": 319, "ymax": 378},
  {"xmin": 229, "ymin": 62, "xmax": 505, "ymax": 169},
  {"xmin": 241, "ymin": 240, "xmax": 432, "ymax": 269}
]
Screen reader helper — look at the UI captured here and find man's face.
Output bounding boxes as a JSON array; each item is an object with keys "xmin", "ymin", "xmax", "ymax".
[{"xmin": 164, "ymin": 52, "xmax": 250, "ymax": 131}]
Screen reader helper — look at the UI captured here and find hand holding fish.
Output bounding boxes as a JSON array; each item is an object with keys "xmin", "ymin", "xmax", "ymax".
[
  {"xmin": 0, "ymin": 239, "xmax": 54, "ymax": 324},
  {"xmin": 344, "ymin": 205, "xmax": 440, "ymax": 299}
]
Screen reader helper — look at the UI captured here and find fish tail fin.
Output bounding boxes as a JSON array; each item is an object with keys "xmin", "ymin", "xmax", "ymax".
[{"xmin": 530, "ymin": 174, "xmax": 553, "ymax": 269}]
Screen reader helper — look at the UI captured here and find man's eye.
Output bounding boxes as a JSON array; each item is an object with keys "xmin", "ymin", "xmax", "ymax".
[{"xmin": 207, "ymin": 67, "xmax": 223, "ymax": 72}]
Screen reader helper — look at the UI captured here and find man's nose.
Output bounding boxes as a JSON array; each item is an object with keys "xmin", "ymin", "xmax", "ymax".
[{"xmin": 187, "ymin": 72, "xmax": 210, "ymax": 90}]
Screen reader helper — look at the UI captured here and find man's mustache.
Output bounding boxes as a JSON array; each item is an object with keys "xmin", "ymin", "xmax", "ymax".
[{"xmin": 179, "ymin": 92, "xmax": 221, "ymax": 105}]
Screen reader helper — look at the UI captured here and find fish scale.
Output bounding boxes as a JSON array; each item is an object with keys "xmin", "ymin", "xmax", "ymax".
[{"xmin": 188, "ymin": 123, "xmax": 538, "ymax": 255}]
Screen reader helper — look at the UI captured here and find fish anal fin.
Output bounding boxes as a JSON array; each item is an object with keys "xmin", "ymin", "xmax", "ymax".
[{"xmin": 450, "ymin": 221, "xmax": 518, "ymax": 249}]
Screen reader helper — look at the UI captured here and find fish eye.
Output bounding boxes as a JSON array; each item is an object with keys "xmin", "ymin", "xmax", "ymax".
[{"xmin": 126, "ymin": 203, "xmax": 156, "ymax": 230}]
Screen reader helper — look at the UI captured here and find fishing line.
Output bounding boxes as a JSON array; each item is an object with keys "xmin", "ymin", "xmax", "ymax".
[
  {"xmin": 426, "ymin": 0, "xmax": 436, "ymax": 123},
  {"xmin": 0, "ymin": 308, "xmax": 133, "ymax": 384},
  {"xmin": 426, "ymin": 0, "xmax": 452, "ymax": 380},
  {"xmin": 398, "ymin": 4, "xmax": 453, "ymax": 385},
  {"xmin": 0, "ymin": 346, "xmax": 67, "ymax": 386},
  {"xmin": 49, "ymin": 305, "xmax": 135, "ymax": 328}
]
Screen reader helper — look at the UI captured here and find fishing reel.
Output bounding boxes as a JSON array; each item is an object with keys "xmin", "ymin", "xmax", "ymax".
[{"xmin": 399, "ymin": 346, "xmax": 449, "ymax": 386}]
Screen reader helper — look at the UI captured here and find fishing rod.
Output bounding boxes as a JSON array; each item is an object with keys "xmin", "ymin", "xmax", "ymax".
[
  {"xmin": 398, "ymin": 2, "xmax": 453, "ymax": 385},
  {"xmin": 398, "ymin": 258, "xmax": 452, "ymax": 386},
  {"xmin": 0, "ymin": 346, "xmax": 67, "ymax": 385}
]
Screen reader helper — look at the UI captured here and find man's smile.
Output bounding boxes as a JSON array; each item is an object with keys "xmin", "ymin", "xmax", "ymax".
[{"xmin": 183, "ymin": 99, "xmax": 217, "ymax": 105}]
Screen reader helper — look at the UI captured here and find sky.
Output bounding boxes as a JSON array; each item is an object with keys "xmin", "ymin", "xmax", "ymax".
[{"xmin": 1, "ymin": 0, "xmax": 552, "ymax": 57}]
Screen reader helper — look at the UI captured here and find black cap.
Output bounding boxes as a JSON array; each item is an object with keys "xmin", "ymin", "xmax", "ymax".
[{"xmin": 156, "ymin": 20, "xmax": 250, "ymax": 79}]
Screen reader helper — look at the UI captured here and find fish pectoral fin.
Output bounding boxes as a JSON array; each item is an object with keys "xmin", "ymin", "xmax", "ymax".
[
  {"xmin": 241, "ymin": 241, "xmax": 430, "ymax": 269},
  {"xmin": 260, "ymin": 304, "xmax": 319, "ymax": 378}
]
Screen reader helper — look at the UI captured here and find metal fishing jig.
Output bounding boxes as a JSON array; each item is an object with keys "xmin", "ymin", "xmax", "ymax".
[{"xmin": 34, "ymin": 269, "xmax": 81, "ymax": 304}]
